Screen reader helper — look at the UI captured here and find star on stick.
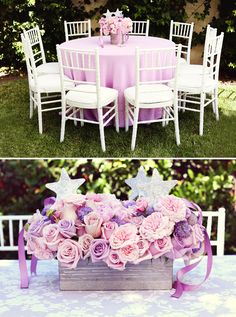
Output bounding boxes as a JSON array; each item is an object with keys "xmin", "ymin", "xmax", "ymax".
[
  {"xmin": 45, "ymin": 168, "xmax": 85, "ymax": 202},
  {"xmin": 103, "ymin": 9, "xmax": 113, "ymax": 19},
  {"xmin": 114, "ymin": 8, "xmax": 123, "ymax": 18},
  {"xmin": 143, "ymin": 169, "xmax": 178, "ymax": 204},
  {"xmin": 125, "ymin": 166, "xmax": 150, "ymax": 200}
]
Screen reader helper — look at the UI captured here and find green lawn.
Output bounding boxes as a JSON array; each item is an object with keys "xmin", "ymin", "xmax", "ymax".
[{"xmin": 0, "ymin": 77, "xmax": 235, "ymax": 157}]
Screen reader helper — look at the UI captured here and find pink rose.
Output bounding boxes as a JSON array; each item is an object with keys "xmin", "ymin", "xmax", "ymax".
[
  {"xmin": 86, "ymin": 193, "xmax": 102, "ymax": 202},
  {"xmin": 84, "ymin": 211, "xmax": 103, "ymax": 238},
  {"xmin": 61, "ymin": 203, "xmax": 77, "ymax": 222},
  {"xmin": 167, "ymin": 234, "xmax": 193, "ymax": 259},
  {"xmin": 129, "ymin": 216, "xmax": 144, "ymax": 229},
  {"xmin": 136, "ymin": 198, "xmax": 148, "ymax": 212},
  {"xmin": 109, "ymin": 223, "xmax": 138, "ymax": 249},
  {"xmin": 149, "ymin": 236, "xmax": 173, "ymax": 259},
  {"xmin": 101, "ymin": 221, "xmax": 118, "ymax": 240},
  {"xmin": 118, "ymin": 244, "xmax": 139, "ymax": 262},
  {"xmin": 57, "ymin": 239, "xmax": 82, "ymax": 269},
  {"xmin": 105, "ymin": 249, "xmax": 126, "ymax": 271},
  {"xmin": 75, "ymin": 219, "xmax": 86, "ymax": 236},
  {"xmin": 134, "ymin": 238, "xmax": 152, "ymax": 264},
  {"xmin": 192, "ymin": 224, "xmax": 205, "ymax": 245},
  {"xmin": 78, "ymin": 234, "xmax": 94, "ymax": 259},
  {"xmin": 155, "ymin": 195, "xmax": 187, "ymax": 223},
  {"xmin": 42, "ymin": 224, "xmax": 64, "ymax": 251},
  {"xmin": 27, "ymin": 237, "xmax": 54, "ymax": 260},
  {"xmin": 58, "ymin": 219, "xmax": 76, "ymax": 238},
  {"xmin": 139, "ymin": 212, "xmax": 174, "ymax": 241},
  {"xmin": 62, "ymin": 194, "xmax": 86, "ymax": 207}
]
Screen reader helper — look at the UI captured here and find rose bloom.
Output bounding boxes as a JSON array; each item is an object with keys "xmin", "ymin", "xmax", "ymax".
[
  {"xmin": 57, "ymin": 239, "xmax": 82, "ymax": 269},
  {"xmin": 155, "ymin": 195, "xmax": 187, "ymax": 223},
  {"xmin": 118, "ymin": 244, "xmax": 139, "ymax": 262},
  {"xmin": 192, "ymin": 224, "xmax": 205, "ymax": 245},
  {"xmin": 101, "ymin": 221, "xmax": 118, "ymax": 240},
  {"xmin": 27, "ymin": 237, "xmax": 54, "ymax": 260},
  {"xmin": 133, "ymin": 238, "xmax": 152, "ymax": 264},
  {"xmin": 60, "ymin": 203, "xmax": 77, "ymax": 222},
  {"xmin": 62, "ymin": 194, "xmax": 86, "ymax": 208},
  {"xmin": 58, "ymin": 219, "xmax": 76, "ymax": 238},
  {"xmin": 167, "ymin": 234, "xmax": 194, "ymax": 259},
  {"xmin": 105, "ymin": 249, "xmax": 126, "ymax": 271},
  {"xmin": 139, "ymin": 212, "xmax": 174, "ymax": 242},
  {"xmin": 84, "ymin": 211, "xmax": 103, "ymax": 238},
  {"xmin": 90, "ymin": 239, "xmax": 110, "ymax": 262},
  {"xmin": 109, "ymin": 223, "xmax": 138, "ymax": 249},
  {"xmin": 129, "ymin": 216, "xmax": 144, "ymax": 229},
  {"xmin": 26, "ymin": 216, "xmax": 50, "ymax": 239},
  {"xmin": 42, "ymin": 224, "xmax": 64, "ymax": 251},
  {"xmin": 136, "ymin": 198, "xmax": 148, "ymax": 212},
  {"xmin": 78, "ymin": 234, "xmax": 94, "ymax": 259},
  {"xmin": 75, "ymin": 219, "xmax": 86, "ymax": 236},
  {"xmin": 149, "ymin": 236, "xmax": 173, "ymax": 259}
]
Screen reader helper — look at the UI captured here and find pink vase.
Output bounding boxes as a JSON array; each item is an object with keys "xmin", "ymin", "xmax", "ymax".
[{"xmin": 110, "ymin": 33, "xmax": 129, "ymax": 45}]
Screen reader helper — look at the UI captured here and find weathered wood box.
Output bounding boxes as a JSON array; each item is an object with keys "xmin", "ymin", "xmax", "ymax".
[{"xmin": 59, "ymin": 257, "xmax": 173, "ymax": 291}]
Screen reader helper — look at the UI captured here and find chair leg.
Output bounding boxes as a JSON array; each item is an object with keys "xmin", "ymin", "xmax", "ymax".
[
  {"xmin": 29, "ymin": 90, "xmax": 33, "ymax": 119},
  {"xmin": 162, "ymin": 108, "xmax": 166, "ymax": 127},
  {"xmin": 182, "ymin": 93, "xmax": 187, "ymax": 112},
  {"xmin": 199, "ymin": 92, "xmax": 205, "ymax": 136},
  {"xmin": 125, "ymin": 99, "xmax": 129, "ymax": 132},
  {"xmin": 174, "ymin": 101, "xmax": 180, "ymax": 145},
  {"xmin": 60, "ymin": 100, "xmax": 66, "ymax": 142},
  {"xmin": 131, "ymin": 107, "xmax": 139, "ymax": 151},
  {"xmin": 98, "ymin": 108, "xmax": 106, "ymax": 152},
  {"xmin": 214, "ymin": 88, "xmax": 219, "ymax": 121},
  {"xmin": 79, "ymin": 109, "xmax": 84, "ymax": 127},
  {"xmin": 114, "ymin": 97, "xmax": 119, "ymax": 133},
  {"xmin": 37, "ymin": 93, "xmax": 43, "ymax": 134}
]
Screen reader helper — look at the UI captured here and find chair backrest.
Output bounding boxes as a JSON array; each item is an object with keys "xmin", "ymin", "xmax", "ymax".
[
  {"xmin": 57, "ymin": 46, "xmax": 102, "ymax": 106},
  {"xmin": 135, "ymin": 45, "xmax": 182, "ymax": 106},
  {"xmin": 130, "ymin": 20, "xmax": 150, "ymax": 36},
  {"xmin": 0, "ymin": 215, "xmax": 30, "ymax": 251},
  {"xmin": 169, "ymin": 20, "xmax": 194, "ymax": 63},
  {"xmin": 64, "ymin": 20, "xmax": 92, "ymax": 41},
  {"xmin": 202, "ymin": 32, "xmax": 224, "ymax": 84},
  {"xmin": 21, "ymin": 33, "xmax": 37, "ymax": 87},
  {"xmin": 23, "ymin": 26, "xmax": 46, "ymax": 67},
  {"xmin": 202, "ymin": 208, "xmax": 226, "ymax": 256}
]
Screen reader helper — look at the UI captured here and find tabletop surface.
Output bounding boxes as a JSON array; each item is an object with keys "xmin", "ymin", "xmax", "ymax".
[
  {"xmin": 0, "ymin": 256, "xmax": 235, "ymax": 317},
  {"xmin": 60, "ymin": 36, "xmax": 175, "ymax": 56}
]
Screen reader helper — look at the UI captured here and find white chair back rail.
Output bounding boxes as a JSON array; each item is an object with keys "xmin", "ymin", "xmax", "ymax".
[
  {"xmin": 23, "ymin": 26, "xmax": 46, "ymax": 67},
  {"xmin": 169, "ymin": 20, "xmax": 194, "ymax": 63},
  {"xmin": 64, "ymin": 20, "xmax": 91, "ymax": 41},
  {"xmin": 0, "ymin": 215, "xmax": 30, "ymax": 251},
  {"xmin": 130, "ymin": 20, "xmax": 150, "ymax": 36}
]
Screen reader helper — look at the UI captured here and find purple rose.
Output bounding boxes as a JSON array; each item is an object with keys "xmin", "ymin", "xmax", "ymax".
[
  {"xmin": 28, "ymin": 217, "xmax": 50, "ymax": 238},
  {"xmin": 89, "ymin": 239, "xmax": 110, "ymax": 262},
  {"xmin": 174, "ymin": 220, "xmax": 192, "ymax": 239},
  {"xmin": 111, "ymin": 216, "xmax": 127, "ymax": 226},
  {"xmin": 41, "ymin": 197, "xmax": 56, "ymax": 216},
  {"xmin": 77, "ymin": 206, "xmax": 93, "ymax": 222},
  {"xmin": 123, "ymin": 201, "xmax": 136, "ymax": 208},
  {"xmin": 58, "ymin": 219, "xmax": 76, "ymax": 238}
]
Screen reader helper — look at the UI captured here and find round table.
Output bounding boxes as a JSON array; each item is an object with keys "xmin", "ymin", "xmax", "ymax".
[{"xmin": 60, "ymin": 36, "xmax": 175, "ymax": 128}]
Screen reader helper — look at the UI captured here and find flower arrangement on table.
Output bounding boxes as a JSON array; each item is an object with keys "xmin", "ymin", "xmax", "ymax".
[
  {"xmin": 24, "ymin": 188, "xmax": 204, "ymax": 269},
  {"xmin": 20, "ymin": 167, "xmax": 212, "ymax": 297},
  {"xmin": 99, "ymin": 9, "xmax": 132, "ymax": 46}
]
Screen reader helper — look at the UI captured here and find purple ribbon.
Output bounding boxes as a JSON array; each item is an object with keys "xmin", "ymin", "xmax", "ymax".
[
  {"xmin": 18, "ymin": 229, "xmax": 38, "ymax": 288},
  {"xmin": 171, "ymin": 229, "xmax": 213, "ymax": 298}
]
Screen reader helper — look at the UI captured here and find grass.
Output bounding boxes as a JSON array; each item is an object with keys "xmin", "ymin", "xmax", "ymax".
[{"xmin": 0, "ymin": 77, "xmax": 235, "ymax": 158}]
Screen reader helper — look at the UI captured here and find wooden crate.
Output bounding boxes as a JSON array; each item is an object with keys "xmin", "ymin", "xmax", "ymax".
[{"xmin": 59, "ymin": 257, "xmax": 173, "ymax": 291}]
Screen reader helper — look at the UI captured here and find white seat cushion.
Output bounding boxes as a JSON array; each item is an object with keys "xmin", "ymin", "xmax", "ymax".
[
  {"xmin": 179, "ymin": 64, "xmax": 211, "ymax": 76},
  {"xmin": 36, "ymin": 62, "xmax": 59, "ymax": 75},
  {"xmin": 30, "ymin": 74, "xmax": 73, "ymax": 93},
  {"xmin": 179, "ymin": 57, "xmax": 188, "ymax": 64},
  {"xmin": 66, "ymin": 85, "xmax": 118, "ymax": 109},
  {"xmin": 171, "ymin": 74, "xmax": 216, "ymax": 93},
  {"xmin": 124, "ymin": 84, "xmax": 173, "ymax": 107}
]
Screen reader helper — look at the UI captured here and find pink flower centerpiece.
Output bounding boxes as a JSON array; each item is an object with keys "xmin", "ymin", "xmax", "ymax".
[{"xmin": 99, "ymin": 9, "xmax": 132, "ymax": 45}]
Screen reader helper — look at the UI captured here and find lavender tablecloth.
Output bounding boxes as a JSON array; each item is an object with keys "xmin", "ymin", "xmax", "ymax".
[
  {"xmin": 0, "ymin": 256, "xmax": 235, "ymax": 317},
  {"xmin": 59, "ymin": 36, "xmax": 175, "ymax": 127}
]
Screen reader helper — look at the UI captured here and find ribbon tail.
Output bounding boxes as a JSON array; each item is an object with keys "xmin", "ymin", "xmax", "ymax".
[
  {"xmin": 172, "ymin": 230, "xmax": 213, "ymax": 298},
  {"xmin": 18, "ymin": 229, "xmax": 29, "ymax": 288},
  {"xmin": 31, "ymin": 255, "xmax": 38, "ymax": 275}
]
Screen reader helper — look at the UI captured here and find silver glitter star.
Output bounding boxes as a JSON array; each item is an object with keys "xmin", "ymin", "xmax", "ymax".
[
  {"xmin": 114, "ymin": 8, "xmax": 123, "ymax": 18},
  {"xmin": 45, "ymin": 168, "xmax": 85, "ymax": 202},
  {"xmin": 125, "ymin": 166, "xmax": 150, "ymax": 200},
  {"xmin": 103, "ymin": 9, "xmax": 113, "ymax": 19},
  {"xmin": 143, "ymin": 168, "xmax": 178, "ymax": 204}
]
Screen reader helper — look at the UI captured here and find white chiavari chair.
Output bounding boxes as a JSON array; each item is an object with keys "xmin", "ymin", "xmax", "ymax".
[
  {"xmin": 64, "ymin": 20, "xmax": 91, "ymax": 41},
  {"xmin": 130, "ymin": 20, "xmax": 150, "ymax": 36}
]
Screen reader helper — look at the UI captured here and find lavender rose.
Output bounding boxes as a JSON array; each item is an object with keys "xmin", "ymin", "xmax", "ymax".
[
  {"xmin": 174, "ymin": 220, "xmax": 192, "ymax": 239},
  {"xmin": 27, "ymin": 217, "xmax": 50, "ymax": 238},
  {"xmin": 58, "ymin": 219, "xmax": 76, "ymax": 238},
  {"xmin": 89, "ymin": 239, "xmax": 110, "ymax": 262}
]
